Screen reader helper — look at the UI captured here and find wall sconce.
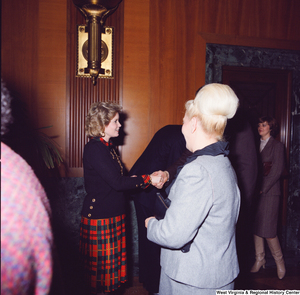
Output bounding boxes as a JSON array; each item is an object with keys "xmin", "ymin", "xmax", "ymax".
[{"xmin": 72, "ymin": 0, "xmax": 122, "ymax": 85}]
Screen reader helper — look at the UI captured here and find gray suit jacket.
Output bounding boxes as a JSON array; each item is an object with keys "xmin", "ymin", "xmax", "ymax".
[{"xmin": 147, "ymin": 154, "xmax": 240, "ymax": 289}]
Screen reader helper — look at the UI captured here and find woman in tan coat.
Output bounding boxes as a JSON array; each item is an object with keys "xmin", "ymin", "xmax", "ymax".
[{"xmin": 251, "ymin": 116, "xmax": 286, "ymax": 279}]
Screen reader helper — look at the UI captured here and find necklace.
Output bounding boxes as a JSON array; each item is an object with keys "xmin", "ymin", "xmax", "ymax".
[
  {"xmin": 91, "ymin": 137, "xmax": 123, "ymax": 176},
  {"xmin": 110, "ymin": 148, "xmax": 124, "ymax": 176}
]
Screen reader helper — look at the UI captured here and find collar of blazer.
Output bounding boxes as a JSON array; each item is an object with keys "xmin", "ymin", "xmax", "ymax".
[{"xmin": 261, "ymin": 136, "xmax": 275, "ymax": 155}]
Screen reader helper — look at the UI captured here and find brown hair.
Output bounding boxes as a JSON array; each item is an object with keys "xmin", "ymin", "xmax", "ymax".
[
  {"xmin": 85, "ymin": 102, "xmax": 122, "ymax": 137},
  {"xmin": 258, "ymin": 116, "xmax": 278, "ymax": 137}
]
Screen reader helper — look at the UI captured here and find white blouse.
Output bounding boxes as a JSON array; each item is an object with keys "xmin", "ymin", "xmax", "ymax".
[{"xmin": 260, "ymin": 136, "xmax": 271, "ymax": 152}]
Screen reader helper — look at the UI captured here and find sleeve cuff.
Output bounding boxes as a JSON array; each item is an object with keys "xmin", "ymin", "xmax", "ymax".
[{"xmin": 141, "ymin": 174, "xmax": 151, "ymax": 189}]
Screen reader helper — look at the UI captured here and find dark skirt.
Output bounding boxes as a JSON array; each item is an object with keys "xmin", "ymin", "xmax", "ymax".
[
  {"xmin": 79, "ymin": 214, "xmax": 127, "ymax": 294},
  {"xmin": 253, "ymin": 193, "xmax": 280, "ymax": 238}
]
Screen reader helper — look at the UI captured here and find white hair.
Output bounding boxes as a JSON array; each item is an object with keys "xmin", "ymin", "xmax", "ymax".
[{"xmin": 185, "ymin": 83, "xmax": 239, "ymax": 140}]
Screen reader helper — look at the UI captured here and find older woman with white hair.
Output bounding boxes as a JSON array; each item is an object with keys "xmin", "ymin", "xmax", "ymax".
[{"xmin": 146, "ymin": 83, "xmax": 241, "ymax": 295}]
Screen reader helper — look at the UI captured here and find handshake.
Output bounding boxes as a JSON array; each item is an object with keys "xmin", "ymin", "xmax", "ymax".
[{"xmin": 150, "ymin": 170, "xmax": 170, "ymax": 189}]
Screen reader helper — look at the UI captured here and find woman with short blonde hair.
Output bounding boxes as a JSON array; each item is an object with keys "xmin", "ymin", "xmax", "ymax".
[
  {"xmin": 85, "ymin": 101, "xmax": 122, "ymax": 137},
  {"xmin": 80, "ymin": 101, "xmax": 161, "ymax": 295}
]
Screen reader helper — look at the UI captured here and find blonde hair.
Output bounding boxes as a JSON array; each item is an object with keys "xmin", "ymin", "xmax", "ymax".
[
  {"xmin": 85, "ymin": 102, "xmax": 122, "ymax": 137},
  {"xmin": 185, "ymin": 83, "xmax": 239, "ymax": 140}
]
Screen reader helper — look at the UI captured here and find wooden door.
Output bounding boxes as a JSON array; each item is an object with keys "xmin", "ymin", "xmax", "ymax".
[{"xmin": 222, "ymin": 66, "xmax": 292, "ymax": 227}]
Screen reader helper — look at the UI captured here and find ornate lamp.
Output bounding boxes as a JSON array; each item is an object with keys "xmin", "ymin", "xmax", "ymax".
[{"xmin": 72, "ymin": 0, "xmax": 122, "ymax": 85}]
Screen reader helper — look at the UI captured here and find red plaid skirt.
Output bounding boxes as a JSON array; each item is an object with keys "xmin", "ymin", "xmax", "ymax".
[{"xmin": 79, "ymin": 214, "xmax": 127, "ymax": 294}]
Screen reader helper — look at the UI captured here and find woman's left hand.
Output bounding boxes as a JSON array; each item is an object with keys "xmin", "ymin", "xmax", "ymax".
[{"xmin": 145, "ymin": 216, "xmax": 155, "ymax": 228}]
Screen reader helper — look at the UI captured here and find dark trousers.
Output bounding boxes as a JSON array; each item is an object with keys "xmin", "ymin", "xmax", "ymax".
[{"xmin": 134, "ymin": 201, "xmax": 161, "ymax": 293}]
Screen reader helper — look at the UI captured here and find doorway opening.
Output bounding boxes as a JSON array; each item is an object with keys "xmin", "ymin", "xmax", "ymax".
[{"xmin": 205, "ymin": 43, "xmax": 299, "ymax": 250}]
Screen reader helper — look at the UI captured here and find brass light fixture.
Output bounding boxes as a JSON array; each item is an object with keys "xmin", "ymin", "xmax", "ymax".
[
  {"xmin": 72, "ymin": 0, "xmax": 122, "ymax": 85},
  {"xmin": 77, "ymin": 25, "xmax": 113, "ymax": 79}
]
